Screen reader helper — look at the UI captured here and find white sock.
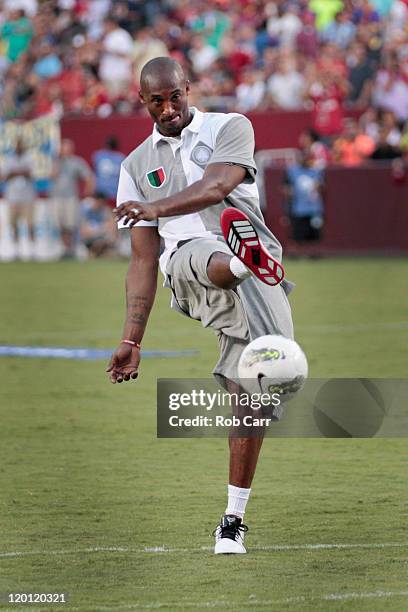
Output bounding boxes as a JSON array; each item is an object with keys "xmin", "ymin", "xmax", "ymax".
[
  {"xmin": 229, "ymin": 256, "xmax": 251, "ymax": 280},
  {"xmin": 225, "ymin": 484, "xmax": 251, "ymax": 518}
]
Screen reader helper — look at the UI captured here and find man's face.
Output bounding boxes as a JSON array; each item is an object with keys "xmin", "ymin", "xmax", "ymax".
[
  {"xmin": 61, "ymin": 140, "xmax": 74, "ymax": 157},
  {"xmin": 139, "ymin": 73, "xmax": 190, "ymax": 137}
]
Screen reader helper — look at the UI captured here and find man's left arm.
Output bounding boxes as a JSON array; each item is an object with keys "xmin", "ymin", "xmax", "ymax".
[{"xmin": 114, "ymin": 115, "xmax": 256, "ymax": 226}]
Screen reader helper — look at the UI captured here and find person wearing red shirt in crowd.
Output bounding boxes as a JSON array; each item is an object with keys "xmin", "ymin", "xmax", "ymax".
[
  {"xmin": 296, "ymin": 12, "xmax": 319, "ymax": 59},
  {"xmin": 316, "ymin": 42, "xmax": 348, "ymax": 78},
  {"xmin": 309, "ymin": 70, "xmax": 350, "ymax": 139},
  {"xmin": 56, "ymin": 57, "xmax": 86, "ymax": 113},
  {"xmin": 221, "ymin": 35, "xmax": 253, "ymax": 83},
  {"xmin": 73, "ymin": 70, "xmax": 110, "ymax": 115}
]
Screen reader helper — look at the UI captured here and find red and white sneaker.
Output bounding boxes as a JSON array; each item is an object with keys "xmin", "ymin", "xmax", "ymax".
[{"xmin": 220, "ymin": 208, "xmax": 285, "ymax": 286}]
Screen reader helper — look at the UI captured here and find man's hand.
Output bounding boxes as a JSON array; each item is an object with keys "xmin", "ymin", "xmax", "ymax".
[
  {"xmin": 106, "ymin": 343, "xmax": 141, "ymax": 383},
  {"xmin": 113, "ymin": 201, "xmax": 159, "ymax": 227}
]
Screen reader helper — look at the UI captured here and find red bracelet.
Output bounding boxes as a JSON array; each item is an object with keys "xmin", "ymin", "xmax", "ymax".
[{"xmin": 121, "ymin": 340, "xmax": 141, "ymax": 349}]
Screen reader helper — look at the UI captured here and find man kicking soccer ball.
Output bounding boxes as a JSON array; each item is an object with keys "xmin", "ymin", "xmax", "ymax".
[{"xmin": 108, "ymin": 57, "xmax": 294, "ymax": 554}]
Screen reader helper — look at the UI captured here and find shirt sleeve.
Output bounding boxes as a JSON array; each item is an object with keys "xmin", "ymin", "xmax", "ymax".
[
  {"xmin": 116, "ymin": 165, "xmax": 158, "ymax": 228},
  {"xmin": 208, "ymin": 115, "xmax": 257, "ymax": 181}
]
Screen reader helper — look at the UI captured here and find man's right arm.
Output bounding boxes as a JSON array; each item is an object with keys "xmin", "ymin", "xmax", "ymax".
[
  {"xmin": 107, "ymin": 225, "xmax": 160, "ymax": 383},
  {"xmin": 122, "ymin": 226, "xmax": 160, "ymax": 344}
]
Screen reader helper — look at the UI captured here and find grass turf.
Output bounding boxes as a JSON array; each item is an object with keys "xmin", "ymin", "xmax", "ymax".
[{"xmin": 0, "ymin": 258, "xmax": 407, "ymax": 611}]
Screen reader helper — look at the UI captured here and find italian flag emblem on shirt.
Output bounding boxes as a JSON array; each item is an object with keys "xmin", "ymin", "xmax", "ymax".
[{"xmin": 146, "ymin": 167, "xmax": 166, "ymax": 188}]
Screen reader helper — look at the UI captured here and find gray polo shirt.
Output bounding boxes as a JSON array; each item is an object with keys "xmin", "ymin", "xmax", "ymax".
[
  {"xmin": 52, "ymin": 155, "xmax": 92, "ymax": 199},
  {"xmin": 116, "ymin": 107, "xmax": 282, "ymax": 274}
]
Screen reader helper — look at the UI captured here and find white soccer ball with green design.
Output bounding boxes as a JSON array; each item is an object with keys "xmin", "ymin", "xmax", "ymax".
[{"xmin": 238, "ymin": 335, "xmax": 308, "ymax": 398}]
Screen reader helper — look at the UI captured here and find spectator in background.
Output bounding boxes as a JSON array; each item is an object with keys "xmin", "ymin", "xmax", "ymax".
[
  {"xmin": 373, "ymin": 57, "xmax": 408, "ymax": 123},
  {"xmin": 2, "ymin": 138, "xmax": 36, "ymax": 254},
  {"xmin": 235, "ymin": 68, "xmax": 265, "ymax": 112},
  {"xmin": 32, "ymin": 41, "xmax": 62, "ymax": 80},
  {"xmin": 308, "ymin": 0, "xmax": 344, "ymax": 31},
  {"xmin": 316, "ymin": 41, "xmax": 347, "ymax": 78},
  {"xmin": 381, "ymin": 110, "xmax": 402, "ymax": 146},
  {"xmin": 267, "ymin": 54, "xmax": 306, "ymax": 110},
  {"xmin": 189, "ymin": 1, "xmax": 230, "ymax": 53},
  {"xmin": 92, "ymin": 136, "xmax": 125, "ymax": 206},
  {"xmin": 1, "ymin": 9, "xmax": 33, "ymax": 63},
  {"xmin": 308, "ymin": 68, "xmax": 349, "ymax": 140},
  {"xmin": 359, "ymin": 105, "xmax": 381, "ymax": 142},
  {"xmin": 51, "ymin": 138, "xmax": 95, "ymax": 259},
  {"xmin": 55, "ymin": 54, "xmax": 86, "ymax": 114},
  {"xmin": 370, "ymin": 124, "xmax": 402, "ymax": 160},
  {"xmin": 3, "ymin": 1, "xmax": 37, "ymax": 18},
  {"xmin": 332, "ymin": 118, "xmax": 375, "ymax": 165},
  {"xmin": 82, "ymin": 0, "xmax": 111, "ymax": 40},
  {"xmin": 298, "ymin": 129, "xmax": 331, "ymax": 168},
  {"xmin": 0, "ymin": 55, "xmax": 35, "ymax": 118},
  {"xmin": 188, "ymin": 33, "xmax": 218, "ymax": 74},
  {"xmin": 267, "ymin": 4, "xmax": 302, "ymax": 49},
  {"xmin": 75, "ymin": 69, "xmax": 111, "ymax": 116},
  {"xmin": 283, "ymin": 147, "xmax": 325, "ymax": 244},
  {"xmin": 99, "ymin": 17, "xmax": 133, "ymax": 98},
  {"xmin": 79, "ymin": 193, "xmax": 117, "ymax": 258},
  {"xmin": 321, "ymin": 9, "xmax": 356, "ymax": 49},
  {"xmin": 133, "ymin": 26, "xmax": 168, "ymax": 83},
  {"xmin": 386, "ymin": 0, "xmax": 408, "ymax": 42},
  {"xmin": 296, "ymin": 11, "xmax": 319, "ymax": 59},
  {"xmin": 220, "ymin": 34, "xmax": 253, "ymax": 83},
  {"xmin": 370, "ymin": 0, "xmax": 394, "ymax": 17},
  {"xmin": 352, "ymin": 0, "xmax": 380, "ymax": 25},
  {"xmin": 347, "ymin": 42, "xmax": 375, "ymax": 106}
]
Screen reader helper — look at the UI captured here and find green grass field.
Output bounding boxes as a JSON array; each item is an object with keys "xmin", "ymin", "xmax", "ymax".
[{"xmin": 0, "ymin": 258, "xmax": 407, "ymax": 611}]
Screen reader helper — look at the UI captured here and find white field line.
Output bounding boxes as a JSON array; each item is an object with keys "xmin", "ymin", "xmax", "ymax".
[
  {"xmin": 5, "ymin": 590, "xmax": 408, "ymax": 611},
  {"xmin": 87, "ymin": 591, "xmax": 408, "ymax": 609},
  {"xmin": 1, "ymin": 542, "xmax": 408, "ymax": 558},
  {"xmin": 81, "ymin": 590, "xmax": 408, "ymax": 609}
]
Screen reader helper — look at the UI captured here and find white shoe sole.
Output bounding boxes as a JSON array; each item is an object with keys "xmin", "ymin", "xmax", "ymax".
[{"xmin": 214, "ymin": 539, "xmax": 247, "ymax": 554}]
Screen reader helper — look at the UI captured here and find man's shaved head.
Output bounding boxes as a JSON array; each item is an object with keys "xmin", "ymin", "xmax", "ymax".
[
  {"xmin": 140, "ymin": 57, "xmax": 186, "ymax": 92},
  {"xmin": 139, "ymin": 57, "xmax": 191, "ymax": 137}
]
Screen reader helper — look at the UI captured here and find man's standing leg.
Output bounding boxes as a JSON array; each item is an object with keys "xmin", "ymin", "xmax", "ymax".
[{"xmin": 207, "ymin": 253, "xmax": 266, "ymax": 553}]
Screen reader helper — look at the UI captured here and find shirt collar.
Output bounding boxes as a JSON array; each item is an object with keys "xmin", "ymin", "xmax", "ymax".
[{"xmin": 152, "ymin": 107, "xmax": 204, "ymax": 147}]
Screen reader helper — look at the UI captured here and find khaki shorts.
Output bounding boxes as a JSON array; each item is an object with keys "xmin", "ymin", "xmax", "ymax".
[
  {"xmin": 51, "ymin": 197, "xmax": 80, "ymax": 230},
  {"xmin": 166, "ymin": 237, "xmax": 294, "ymax": 384},
  {"xmin": 8, "ymin": 200, "xmax": 35, "ymax": 227}
]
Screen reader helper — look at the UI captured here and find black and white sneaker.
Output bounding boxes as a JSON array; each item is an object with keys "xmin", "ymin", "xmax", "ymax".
[{"xmin": 213, "ymin": 514, "xmax": 248, "ymax": 554}]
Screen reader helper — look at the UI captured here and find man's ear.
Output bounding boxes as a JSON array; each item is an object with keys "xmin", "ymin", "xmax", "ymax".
[
  {"xmin": 186, "ymin": 80, "xmax": 190, "ymax": 95},
  {"xmin": 139, "ymin": 90, "xmax": 146, "ymax": 104}
]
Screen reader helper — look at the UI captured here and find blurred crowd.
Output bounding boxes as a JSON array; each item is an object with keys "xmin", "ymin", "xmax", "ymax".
[
  {"xmin": 1, "ymin": 0, "xmax": 408, "ymax": 259},
  {"xmin": 0, "ymin": 1, "xmax": 407, "ymax": 125}
]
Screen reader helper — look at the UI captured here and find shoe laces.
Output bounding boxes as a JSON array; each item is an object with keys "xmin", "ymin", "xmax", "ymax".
[{"xmin": 213, "ymin": 519, "xmax": 249, "ymax": 540}]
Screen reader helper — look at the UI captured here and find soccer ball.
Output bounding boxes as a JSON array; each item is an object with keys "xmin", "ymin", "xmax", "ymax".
[{"xmin": 238, "ymin": 335, "xmax": 308, "ymax": 399}]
